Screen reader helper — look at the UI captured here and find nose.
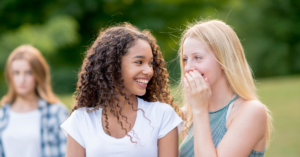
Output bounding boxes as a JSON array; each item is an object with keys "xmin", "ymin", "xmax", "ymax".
[
  {"xmin": 143, "ymin": 64, "xmax": 153, "ymax": 77},
  {"xmin": 184, "ymin": 60, "xmax": 195, "ymax": 73},
  {"xmin": 20, "ymin": 72, "xmax": 26, "ymax": 84}
]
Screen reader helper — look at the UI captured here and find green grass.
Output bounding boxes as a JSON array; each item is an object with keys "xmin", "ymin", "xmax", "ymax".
[
  {"xmin": 256, "ymin": 75, "xmax": 300, "ymax": 157},
  {"xmin": 58, "ymin": 75, "xmax": 300, "ymax": 157}
]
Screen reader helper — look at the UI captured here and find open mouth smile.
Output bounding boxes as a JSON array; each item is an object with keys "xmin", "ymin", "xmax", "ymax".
[{"xmin": 134, "ymin": 78, "xmax": 149, "ymax": 88}]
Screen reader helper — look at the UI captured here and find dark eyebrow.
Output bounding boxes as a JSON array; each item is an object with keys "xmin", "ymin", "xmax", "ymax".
[
  {"xmin": 132, "ymin": 55, "xmax": 145, "ymax": 59},
  {"xmin": 132, "ymin": 55, "xmax": 153, "ymax": 59}
]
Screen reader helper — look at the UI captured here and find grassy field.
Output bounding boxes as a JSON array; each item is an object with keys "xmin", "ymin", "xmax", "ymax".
[
  {"xmin": 58, "ymin": 75, "xmax": 300, "ymax": 157},
  {"xmin": 256, "ymin": 75, "xmax": 300, "ymax": 157}
]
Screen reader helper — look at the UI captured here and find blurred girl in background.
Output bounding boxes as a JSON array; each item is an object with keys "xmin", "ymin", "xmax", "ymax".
[
  {"xmin": 61, "ymin": 23, "xmax": 183, "ymax": 157},
  {"xmin": 178, "ymin": 20, "xmax": 273, "ymax": 157},
  {"xmin": 0, "ymin": 45, "xmax": 69, "ymax": 157}
]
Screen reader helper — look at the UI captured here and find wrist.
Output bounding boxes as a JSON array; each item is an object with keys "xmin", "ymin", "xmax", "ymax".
[{"xmin": 192, "ymin": 108, "xmax": 208, "ymax": 116}]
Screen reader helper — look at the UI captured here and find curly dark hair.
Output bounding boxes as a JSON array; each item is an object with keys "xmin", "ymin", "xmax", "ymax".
[{"xmin": 71, "ymin": 22, "xmax": 182, "ymax": 142}]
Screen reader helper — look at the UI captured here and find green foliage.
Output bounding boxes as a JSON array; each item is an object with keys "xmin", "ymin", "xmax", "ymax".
[
  {"xmin": 0, "ymin": 15, "xmax": 79, "ymax": 65},
  {"xmin": 0, "ymin": 0, "xmax": 299, "ymax": 96},
  {"xmin": 223, "ymin": 0, "xmax": 300, "ymax": 77},
  {"xmin": 0, "ymin": 14, "xmax": 80, "ymax": 95}
]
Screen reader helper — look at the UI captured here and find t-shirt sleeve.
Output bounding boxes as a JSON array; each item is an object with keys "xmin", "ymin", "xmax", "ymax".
[
  {"xmin": 60, "ymin": 109, "xmax": 85, "ymax": 148},
  {"xmin": 157, "ymin": 104, "xmax": 183, "ymax": 139}
]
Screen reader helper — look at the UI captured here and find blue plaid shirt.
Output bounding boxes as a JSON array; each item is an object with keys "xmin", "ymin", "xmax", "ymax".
[{"xmin": 0, "ymin": 98, "xmax": 69, "ymax": 157}]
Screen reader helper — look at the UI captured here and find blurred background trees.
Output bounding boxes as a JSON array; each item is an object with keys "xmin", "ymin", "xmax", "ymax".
[{"xmin": 0, "ymin": 0, "xmax": 299, "ymax": 95}]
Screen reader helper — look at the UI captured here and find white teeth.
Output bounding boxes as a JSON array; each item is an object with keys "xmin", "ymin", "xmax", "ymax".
[{"xmin": 135, "ymin": 79, "xmax": 148, "ymax": 84}]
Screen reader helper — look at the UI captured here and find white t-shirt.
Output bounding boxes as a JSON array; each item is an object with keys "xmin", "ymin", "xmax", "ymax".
[
  {"xmin": 2, "ymin": 109, "xmax": 41, "ymax": 157},
  {"xmin": 61, "ymin": 97, "xmax": 183, "ymax": 157}
]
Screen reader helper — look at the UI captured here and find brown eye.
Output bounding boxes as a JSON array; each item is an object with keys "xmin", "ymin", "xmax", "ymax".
[{"xmin": 135, "ymin": 61, "xmax": 142, "ymax": 64}]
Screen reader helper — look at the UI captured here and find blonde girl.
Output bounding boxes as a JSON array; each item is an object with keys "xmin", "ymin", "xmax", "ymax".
[{"xmin": 178, "ymin": 20, "xmax": 272, "ymax": 157}]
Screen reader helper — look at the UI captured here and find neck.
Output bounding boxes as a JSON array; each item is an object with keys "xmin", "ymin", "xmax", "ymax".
[
  {"xmin": 108, "ymin": 92, "xmax": 138, "ymax": 115},
  {"xmin": 12, "ymin": 92, "xmax": 39, "ymax": 112},
  {"xmin": 208, "ymin": 75, "xmax": 234, "ymax": 111}
]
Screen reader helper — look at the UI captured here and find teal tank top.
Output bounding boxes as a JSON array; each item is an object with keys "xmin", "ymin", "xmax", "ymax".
[{"xmin": 179, "ymin": 96, "xmax": 265, "ymax": 157}]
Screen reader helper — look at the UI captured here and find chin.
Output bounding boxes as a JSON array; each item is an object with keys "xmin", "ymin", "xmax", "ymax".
[
  {"xmin": 16, "ymin": 89, "xmax": 33, "ymax": 96},
  {"xmin": 16, "ymin": 92, "xmax": 29, "ymax": 97},
  {"xmin": 134, "ymin": 90, "xmax": 147, "ymax": 96}
]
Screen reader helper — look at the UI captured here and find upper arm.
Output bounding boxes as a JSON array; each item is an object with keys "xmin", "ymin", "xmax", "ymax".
[
  {"xmin": 60, "ymin": 108, "xmax": 86, "ymax": 154},
  {"xmin": 216, "ymin": 101, "xmax": 268, "ymax": 157},
  {"xmin": 158, "ymin": 127, "xmax": 178, "ymax": 157},
  {"xmin": 66, "ymin": 135, "xmax": 85, "ymax": 157}
]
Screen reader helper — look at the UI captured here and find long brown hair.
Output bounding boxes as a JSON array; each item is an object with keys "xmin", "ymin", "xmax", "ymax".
[
  {"xmin": 1, "ymin": 45, "xmax": 59, "ymax": 105},
  {"xmin": 72, "ymin": 23, "xmax": 182, "ymax": 140}
]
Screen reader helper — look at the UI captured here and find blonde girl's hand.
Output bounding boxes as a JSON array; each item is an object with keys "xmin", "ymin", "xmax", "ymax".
[{"xmin": 183, "ymin": 70, "xmax": 211, "ymax": 114}]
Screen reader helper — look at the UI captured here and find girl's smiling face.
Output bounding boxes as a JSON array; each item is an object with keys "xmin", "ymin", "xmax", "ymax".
[
  {"xmin": 121, "ymin": 39, "xmax": 154, "ymax": 96},
  {"xmin": 182, "ymin": 37, "xmax": 223, "ymax": 86}
]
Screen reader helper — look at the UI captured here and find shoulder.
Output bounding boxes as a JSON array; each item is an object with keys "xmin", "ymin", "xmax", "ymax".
[
  {"xmin": 234, "ymin": 99, "xmax": 268, "ymax": 127},
  {"xmin": 70, "ymin": 107, "xmax": 88, "ymax": 116},
  {"xmin": 70, "ymin": 107, "xmax": 100, "ymax": 119},
  {"xmin": 49, "ymin": 102, "xmax": 70, "ymax": 113},
  {"xmin": 142, "ymin": 99, "xmax": 174, "ymax": 113},
  {"xmin": 47, "ymin": 102, "xmax": 70, "ymax": 121},
  {"xmin": 0, "ymin": 105, "xmax": 9, "ymax": 126},
  {"xmin": 139, "ymin": 98, "xmax": 178, "ymax": 119},
  {"xmin": 0, "ymin": 105, "xmax": 9, "ymax": 118}
]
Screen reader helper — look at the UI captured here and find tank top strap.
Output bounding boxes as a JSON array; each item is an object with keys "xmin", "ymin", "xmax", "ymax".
[
  {"xmin": 220, "ymin": 95, "xmax": 240, "ymax": 133},
  {"xmin": 226, "ymin": 95, "xmax": 239, "ymax": 120},
  {"xmin": 227, "ymin": 95, "xmax": 239, "ymax": 108},
  {"xmin": 221, "ymin": 95, "xmax": 239, "ymax": 115}
]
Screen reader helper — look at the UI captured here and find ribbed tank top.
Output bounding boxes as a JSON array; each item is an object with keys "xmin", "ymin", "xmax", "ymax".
[{"xmin": 179, "ymin": 96, "xmax": 265, "ymax": 157}]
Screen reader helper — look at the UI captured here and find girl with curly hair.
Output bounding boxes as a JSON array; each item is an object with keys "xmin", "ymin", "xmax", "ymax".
[
  {"xmin": 178, "ymin": 20, "xmax": 273, "ymax": 157},
  {"xmin": 61, "ymin": 23, "xmax": 183, "ymax": 157}
]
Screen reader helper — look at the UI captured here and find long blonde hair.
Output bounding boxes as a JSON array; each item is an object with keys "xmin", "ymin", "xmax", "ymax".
[
  {"xmin": 1, "ymin": 45, "xmax": 59, "ymax": 105},
  {"xmin": 179, "ymin": 20, "xmax": 273, "ymax": 144}
]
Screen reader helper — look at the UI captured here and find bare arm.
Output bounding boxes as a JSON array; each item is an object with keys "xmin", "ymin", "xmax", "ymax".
[
  {"xmin": 185, "ymin": 71, "xmax": 267, "ymax": 157},
  {"xmin": 158, "ymin": 127, "xmax": 178, "ymax": 157},
  {"xmin": 65, "ymin": 135, "xmax": 85, "ymax": 157},
  {"xmin": 215, "ymin": 101, "xmax": 267, "ymax": 156},
  {"xmin": 193, "ymin": 101, "xmax": 267, "ymax": 157}
]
